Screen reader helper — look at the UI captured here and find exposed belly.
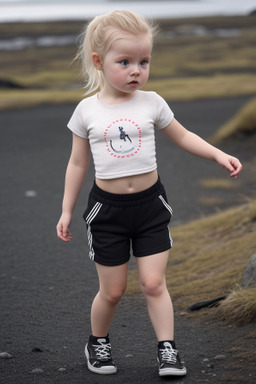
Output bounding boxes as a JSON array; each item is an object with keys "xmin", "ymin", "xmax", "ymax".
[{"xmin": 95, "ymin": 169, "xmax": 158, "ymax": 194}]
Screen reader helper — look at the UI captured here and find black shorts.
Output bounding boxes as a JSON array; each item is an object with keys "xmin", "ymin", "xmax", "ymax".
[{"xmin": 83, "ymin": 177, "xmax": 173, "ymax": 266}]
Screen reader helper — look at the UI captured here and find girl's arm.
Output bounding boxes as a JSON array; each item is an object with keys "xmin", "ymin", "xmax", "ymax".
[
  {"xmin": 57, "ymin": 133, "xmax": 90, "ymax": 242},
  {"xmin": 162, "ymin": 118, "xmax": 242, "ymax": 178}
]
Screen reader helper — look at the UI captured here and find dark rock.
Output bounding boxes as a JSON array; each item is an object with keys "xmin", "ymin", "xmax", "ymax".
[
  {"xmin": 187, "ymin": 296, "xmax": 226, "ymax": 311},
  {"xmin": 0, "ymin": 79, "xmax": 26, "ymax": 89},
  {"xmin": 32, "ymin": 347, "xmax": 43, "ymax": 353},
  {"xmin": 242, "ymin": 252, "xmax": 256, "ymax": 288}
]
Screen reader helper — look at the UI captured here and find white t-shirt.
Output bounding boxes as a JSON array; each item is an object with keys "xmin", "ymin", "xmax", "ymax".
[{"xmin": 67, "ymin": 90, "xmax": 174, "ymax": 179}]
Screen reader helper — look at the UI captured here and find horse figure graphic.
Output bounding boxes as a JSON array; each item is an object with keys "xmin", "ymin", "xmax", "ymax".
[
  {"xmin": 119, "ymin": 127, "xmax": 132, "ymax": 143},
  {"xmin": 110, "ymin": 126, "xmax": 134, "ymax": 154}
]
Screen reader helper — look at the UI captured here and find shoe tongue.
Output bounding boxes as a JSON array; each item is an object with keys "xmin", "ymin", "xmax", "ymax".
[
  {"xmin": 163, "ymin": 342, "xmax": 172, "ymax": 348},
  {"xmin": 97, "ymin": 338, "xmax": 107, "ymax": 343}
]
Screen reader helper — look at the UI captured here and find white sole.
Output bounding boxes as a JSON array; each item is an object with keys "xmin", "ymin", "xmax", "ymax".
[
  {"xmin": 85, "ymin": 344, "xmax": 117, "ymax": 375},
  {"xmin": 159, "ymin": 367, "xmax": 187, "ymax": 377}
]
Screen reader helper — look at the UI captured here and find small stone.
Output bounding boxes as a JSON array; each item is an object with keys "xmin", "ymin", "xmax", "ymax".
[
  {"xmin": 125, "ymin": 354, "xmax": 133, "ymax": 358},
  {"xmin": 25, "ymin": 190, "xmax": 37, "ymax": 198},
  {"xmin": 31, "ymin": 368, "xmax": 44, "ymax": 374},
  {"xmin": 0, "ymin": 352, "xmax": 12, "ymax": 359},
  {"xmin": 32, "ymin": 347, "xmax": 43, "ymax": 353},
  {"xmin": 214, "ymin": 354, "xmax": 226, "ymax": 360},
  {"xmin": 203, "ymin": 358, "xmax": 209, "ymax": 362},
  {"xmin": 58, "ymin": 368, "xmax": 66, "ymax": 372}
]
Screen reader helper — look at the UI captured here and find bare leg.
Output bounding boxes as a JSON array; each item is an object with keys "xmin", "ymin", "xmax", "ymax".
[
  {"xmin": 137, "ymin": 251, "xmax": 174, "ymax": 341},
  {"xmin": 91, "ymin": 262, "xmax": 128, "ymax": 337}
]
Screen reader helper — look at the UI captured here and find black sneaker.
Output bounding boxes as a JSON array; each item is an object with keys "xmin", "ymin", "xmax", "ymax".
[
  {"xmin": 85, "ymin": 336, "xmax": 117, "ymax": 375},
  {"xmin": 158, "ymin": 341, "xmax": 187, "ymax": 377}
]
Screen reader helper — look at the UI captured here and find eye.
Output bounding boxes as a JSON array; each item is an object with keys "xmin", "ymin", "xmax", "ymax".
[
  {"xmin": 140, "ymin": 60, "xmax": 148, "ymax": 67},
  {"xmin": 120, "ymin": 59, "xmax": 129, "ymax": 66}
]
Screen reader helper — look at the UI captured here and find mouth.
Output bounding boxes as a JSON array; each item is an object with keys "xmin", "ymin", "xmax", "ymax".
[{"xmin": 128, "ymin": 81, "xmax": 139, "ymax": 86}]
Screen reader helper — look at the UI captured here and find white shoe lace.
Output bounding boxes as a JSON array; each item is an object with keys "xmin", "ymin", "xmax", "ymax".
[
  {"xmin": 159, "ymin": 342, "xmax": 178, "ymax": 364},
  {"xmin": 93, "ymin": 341, "xmax": 112, "ymax": 361}
]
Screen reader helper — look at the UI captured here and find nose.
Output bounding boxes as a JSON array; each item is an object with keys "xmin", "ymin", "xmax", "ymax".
[{"xmin": 131, "ymin": 64, "xmax": 140, "ymax": 75}]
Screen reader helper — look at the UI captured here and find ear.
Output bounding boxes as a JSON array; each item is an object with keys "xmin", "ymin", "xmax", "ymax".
[{"xmin": 92, "ymin": 52, "xmax": 103, "ymax": 70}]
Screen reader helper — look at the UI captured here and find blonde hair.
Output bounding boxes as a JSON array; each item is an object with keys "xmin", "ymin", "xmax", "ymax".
[{"xmin": 76, "ymin": 10, "xmax": 157, "ymax": 95}]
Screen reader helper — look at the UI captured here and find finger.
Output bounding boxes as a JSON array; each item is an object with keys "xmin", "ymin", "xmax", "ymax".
[
  {"xmin": 56, "ymin": 224, "xmax": 63, "ymax": 238},
  {"xmin": 221, "ymin": 162, "xmax": 234, "ymax": 173},
  {"xmin": 56, "ymin": 224, "xmax": 72, "ymax": 242},
  {"xmin": 58, "ymin": 232, "xmax": 72, "ymax": 242},
  {"xmin": 230, "ymin": 161, "xmax": 242, "ymax": 178},
  {"xmin": 64, "ymin": 232, "xmax": 72, "ymax": 241},
  {"xmin": 230, "ymin": 168, "xmax": 241, "ymax": 178}
]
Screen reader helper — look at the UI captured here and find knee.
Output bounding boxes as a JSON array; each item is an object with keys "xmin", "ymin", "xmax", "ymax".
[
  {"xmin": 103, "ymin": 285, "xmax": 126, "ymax": 305},
  {"xmin": 140, "ymin": 275, "xmax": 165, "ymax": 297}
]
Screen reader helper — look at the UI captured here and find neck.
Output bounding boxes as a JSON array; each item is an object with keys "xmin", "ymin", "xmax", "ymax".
[{"xmin": 98, "ymin": 90, "xmax": 138, "ymax": 105}]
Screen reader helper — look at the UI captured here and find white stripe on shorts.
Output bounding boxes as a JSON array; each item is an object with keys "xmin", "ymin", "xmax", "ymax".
[
  {"xmin": 85, "ymin": 202, "xmax": 103, "ymax": 261},
  {"xmin": 159, "ymin": 195, "xmax": 173, "ymax": 216},
  {"xmin": 86, "ymin": 202, "xmax": 103, "ymax": 224},
  {"xmin": 159, "ymin": 195, "xmax": 173, "ymax": 247}
]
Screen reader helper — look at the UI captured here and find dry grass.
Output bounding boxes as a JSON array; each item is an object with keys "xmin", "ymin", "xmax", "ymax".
[
  {"xmin": 0, "ymin": 16, "xmax": 256, "ymax": 109},
  {"xmin": 210, "ymin": 97, "xmax": 256, "ymax": 144},
  {"xmin": 199, "ymin": 178, "xmax": 238, "ymax": 189},
  {"xmin": 216, "ymin": 286, "xmax": 256, "ymax": 325},
  {"xmin": 244, "ymin": 328, "xmax": 256, "ymax": 339},
  {"xmin": 1, "ymin": 73, "xmax": 255, "ymax": 111},
  {"xmin": 196, "ymin": 196, "xmax": 225, "ymax": 207},
  {"xmin": 127, "ymin": 199, "xmax": 256, "ymax": 325},
  {"xmin": 0, "ymin": 88, "xmax": 83, "ymax": 110},
  {"xmin": 145, "ymin": 74, "xmax": 256, "ymax": 101}
]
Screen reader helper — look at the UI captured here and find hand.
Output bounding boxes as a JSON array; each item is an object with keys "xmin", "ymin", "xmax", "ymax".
[
  {"xmin": 56, "ymin": 212, "xmax": 73, "ymax": 242},
  {"xmin": 216, "ymin": 152, "xmax": 242, "ymax": 179}
]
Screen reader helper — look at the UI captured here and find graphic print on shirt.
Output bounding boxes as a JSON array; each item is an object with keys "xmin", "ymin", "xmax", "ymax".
[{"xmin": 104, "ymin": 119, "xmax": 142, "ymax": 159}]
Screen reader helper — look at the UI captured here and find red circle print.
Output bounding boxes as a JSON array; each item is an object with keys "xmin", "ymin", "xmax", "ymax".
[{"xmin": 104, "ymin": 118, "xmax": 142, "ymax": 159}]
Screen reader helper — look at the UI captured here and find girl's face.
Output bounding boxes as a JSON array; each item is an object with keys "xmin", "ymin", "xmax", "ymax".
[{"xmin": 95, "ymin": 31, "xmax": 152, "ymax": 100}]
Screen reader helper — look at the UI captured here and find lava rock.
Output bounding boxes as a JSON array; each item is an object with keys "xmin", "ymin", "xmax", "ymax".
[{"xmin": 242, "ymin": 252, "xmax": 256, "ymax": 288}]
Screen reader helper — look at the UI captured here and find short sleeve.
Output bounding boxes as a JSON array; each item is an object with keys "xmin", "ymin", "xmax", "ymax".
[
  {"xmin": 154, "ymin": 93, "xmax": 174, "ymax": 130},
  {"xmin": 67, "ymin": 101, "xmax": 88, "ymax": 139}
]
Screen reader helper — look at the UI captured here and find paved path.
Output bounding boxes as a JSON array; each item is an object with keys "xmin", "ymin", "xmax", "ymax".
[{"xmin": 0, "ymin": 96, "xmax": 252, "ymax": 383}]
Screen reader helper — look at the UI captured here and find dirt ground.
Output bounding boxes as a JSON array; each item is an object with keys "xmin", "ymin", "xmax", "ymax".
[{"xmin": 0, "ymin": 97, "xmax": 255, "ymax": 383}]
